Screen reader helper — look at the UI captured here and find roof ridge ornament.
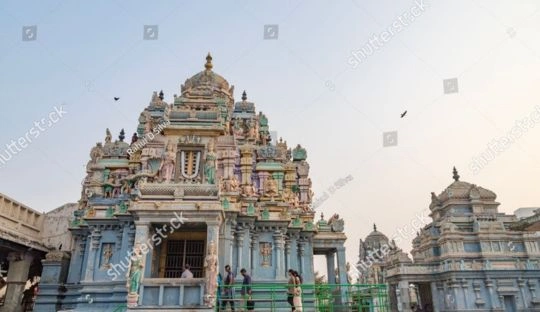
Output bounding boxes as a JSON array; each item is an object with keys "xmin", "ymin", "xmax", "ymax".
[
  {"xmin": 242, "ymin": 90, "xmax": 247, "ymax": 101},
  {"xmin": 205, "ymin": 52, "xmax": 213, "ymax": 71},
  {"xmin": 453, "ymin": 166, "xmax": 460, "ymax": 181},
  {"xmin": 373, "ymin": 223, "xmax": 377, "ymax": 232}
]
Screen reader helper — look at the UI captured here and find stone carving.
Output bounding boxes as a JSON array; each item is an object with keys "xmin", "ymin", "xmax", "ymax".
[
  {"xmin": 260, "ymin": 242, "xmax": 272, "ymax": 266},
  {"xmin": 241, "ymin": 184, "xmax": 258, "ymax": 197},
  {"xmin": 105, "ymin": 128, "xmax": 112, "ymax": 143},
  {"xmin": 126, "ymin": 244, "xmax": 144, "ymax": 307},
  {"xmin": 204, "ymin": 241, "xmax": 218, "ymax": 307},
  {"xmin": 292, "ymin": 144, "xmax": 307, "ymax": 161},
  {"xmin": 264, "ymin": 177, "xmax": 279, "ymax": 198},
  {"xmin": 204, "ymin": 140, "xmax": 217, "ymax": 184},
  {"xmin": 101, "ymin": 244, "xmax": 113, "ymax": 269},
  {"xmin": 89, "ymin": 143, "xmax": 104, "ymax": 164},
  {"xmin": 328, "ymin": 214, "xmax": 344, "ymax": 232},
  {"xmin": 159, "ymin": 141, "xmax": 176, "ymax": 183}
]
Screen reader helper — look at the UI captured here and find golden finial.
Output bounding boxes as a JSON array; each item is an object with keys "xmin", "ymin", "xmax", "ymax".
[{"xmin": 205, "ymin": 53, "xmax": 213, "ymax": 70}]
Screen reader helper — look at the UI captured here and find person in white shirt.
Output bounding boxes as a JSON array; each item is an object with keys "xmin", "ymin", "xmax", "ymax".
[{"xmin": 181, "ymin": 264, "xmax": 194, "ymax": 278}]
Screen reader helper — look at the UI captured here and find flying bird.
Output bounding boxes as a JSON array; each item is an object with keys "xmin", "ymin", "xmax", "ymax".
[
  {"xmin": 114, "ymin": 97, "xmax": 120, "ymax": 101},
  {"xmin": 400, "ymin": 110, "xmax": 407, "ymax": 118}
]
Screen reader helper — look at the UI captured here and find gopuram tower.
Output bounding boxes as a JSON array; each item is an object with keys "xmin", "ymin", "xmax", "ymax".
[{"xmin": 34, "ymin": 54, "xmax": 348, "ymax": 312}]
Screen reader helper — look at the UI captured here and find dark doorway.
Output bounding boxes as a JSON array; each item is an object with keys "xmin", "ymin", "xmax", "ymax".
[{"xmin": 503, "ymin": 296, "xmax": 516, "ymax": 312}]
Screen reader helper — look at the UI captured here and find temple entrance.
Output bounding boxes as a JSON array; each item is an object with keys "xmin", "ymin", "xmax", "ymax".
[
  {"xmin": 417, "ymin": 282, "xmax": 433, "ymax": 311},
  {"xmin": 503, "ymin": 296, "xmax": 516, "ymax": 312},
  {"xmin": 152, "ymin": 223, "xmax": 207, "ymax": 279}
]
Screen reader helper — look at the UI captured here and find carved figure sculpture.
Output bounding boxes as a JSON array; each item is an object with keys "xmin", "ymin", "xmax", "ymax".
[
  {"xmin": 204, "ymin": 241, "xmax": 218, "ymax": 306},
  {"xmin": 204, "ymin": 141, "xmax": 217, "ymax": 184},
  {"xmin": 260, "ymin": 242, "xmax": 272, "ymax": 266},
  {"xmin": 159, "ymin": 141, "xmax": 176, "ymax": 183},
  {"xmin": 126, "ymin": 245, "xmax": 144, "ymax": 294},
  {"xmin": 264, "ymin": 177, "xmax": 279, "ymax": 198}
]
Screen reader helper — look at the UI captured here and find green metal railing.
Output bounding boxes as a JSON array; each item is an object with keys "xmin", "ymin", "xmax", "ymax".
[
  {"xmin": 112, "ymin": 304, "xmax": 127, "ymax": 312},
  {"xmin": 215, "ymin": 283, "xmax": 389, "ymax": 311}
]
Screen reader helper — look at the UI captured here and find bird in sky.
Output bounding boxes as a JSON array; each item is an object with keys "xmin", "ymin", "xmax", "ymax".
[
  {"xmin": 400, "ymin": 110, "xmax": 407, "ymax": 118},
  {"xmin": 114, "ymin": 97, "xmax": 120, "ymax": 101}
]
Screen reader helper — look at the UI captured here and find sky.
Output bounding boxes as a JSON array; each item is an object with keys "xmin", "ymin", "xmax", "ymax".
[{"xmin": 1, "ymin": 0, "xmax": 540, "ymax": 273}]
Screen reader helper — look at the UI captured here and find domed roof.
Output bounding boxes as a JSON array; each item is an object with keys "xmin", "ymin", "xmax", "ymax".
[
  {"xmin": 180, "ymin": 53, "xmax": 233, "ymax": 97},
  {"xmin": 364, "ymin": 224, "xmax": 389, "ymax": 249},
  {"xmin": 430, "ymin": 167, "xmax": 497, "ymax": 208}
]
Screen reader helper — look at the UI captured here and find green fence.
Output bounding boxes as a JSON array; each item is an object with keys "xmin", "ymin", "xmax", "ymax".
[{"xmin": 216, "ymin": 283, "xmax": 389, "ymax": 311}]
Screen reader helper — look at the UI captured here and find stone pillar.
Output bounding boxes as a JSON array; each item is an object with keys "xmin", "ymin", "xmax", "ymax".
[
  {"xmin": 250, "ymin": 232, "xmax": 259, "ymax": 277},
  {"xmin": 486, "ymin": 278, "xmax": 497, "ymax": 308},
  {"xmin": 235, "ymin": 227, "xmax": 245, "ymax": 275},
  {"xmin": 397, "ymin": 280, "xmax": 411, "ymax": 311},
  {"xmin": 326, "ymin": 252, "xmax": 336, "ymax": 284},
  {"xmin": 127, "ymin": 222, "xmax": 150, "ymax": 308},
  {"xmin": 284, "ymin": 238, "xmax": 291, "ymax": 274},
  {"xmin": 272, "ymin": 172, "xmax": 284, "ymax": 192},
  {"xmin": 34, "ymin": 251, "xmax": 71, "ymax": 312},
  {"xmin": 336, "ymin": 247, "xmax": 347, "ymax": 285},
  {"xmin": 303, "ymin": 237, "xmax": 315, "ymax": 284},
  {"xmin": 83, "ymin": 227, "xmax": 101, "ymax": 282},
  {"xmin": 258, "ymin": 172, "xmax": 270, "ymax": 194},
  {"xmin": 0, "ymin": 252, "xmax": 33, "ymax": 312},
  {"xmin": 288, "ymin": 233, "xmax": 299, "ymax": 272},
  {"xmin": 273, "ymin": 231, "xmax": 285, "ymax": 279},
  {"xmin": 461, "ymin": 279, "xmax": 469, "ymax": 308},
  {"xmin": 67, "ymin": 233, "xmax": 86, "ymax": 283},
  {"xmin": 518, "ymin": 278, "xmax": 527, "ymax": 309},
  {"xmin": 297, "ymin": 240, "xmax": 305, "ymax": 275}
]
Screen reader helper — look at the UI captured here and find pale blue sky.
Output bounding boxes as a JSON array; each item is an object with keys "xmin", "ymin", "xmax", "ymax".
[{"xmin": 1, "ymin": 0, "xmax": 540, "ymax": 268}]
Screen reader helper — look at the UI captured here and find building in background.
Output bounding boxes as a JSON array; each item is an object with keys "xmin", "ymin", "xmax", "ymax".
[
  {"xmin": 384, "ymin": 168, "xmax": 540, "ymax": 312},
  {"xmin": 0, "ymin": 193, "xmax": 76, "ymax": 312}
]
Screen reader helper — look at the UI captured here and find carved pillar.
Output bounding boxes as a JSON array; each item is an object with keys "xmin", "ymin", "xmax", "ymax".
[
  {"xmin": 518, "ymin": 278, "xmax": 527, "ymax": 309},
  {"xmin": 272, "ymin": 172, "xmax": 284, "ymax": 192},
  {"xmin": 1, "ymin": 252, "xmax": 33, "ymax": 312},
  {"xmin": 283, "ymin": 163, "xmax": 296, "ymax": 191},
  {"xmin": 326, "ymin": 252, "xmax": 336, "ymax": 284},
  {"xmin": 67, "ymin": 233, "xmax": 87, "ymax": 283},
  {"xmin": 461, "ymin": 279, "xmax": 468, "ymax": 308},
  {"xmin": 250, "ymin": 232, "xmax": 259, "ymax": 277},
  {"xmin": 240, "ymin": 146, "xmax": 254, "ymax": 185},
  {"xmin": 235, "ymin": 227, "xmax": 245, "ymax": 275},
  {"xmin": 273, "ymin": 230, "xmax": 285, "ymax": 279},
  {"xmin": 83, "ymin": 227, "xmax": 101, "ymax": 282},
  {"xmin": 284, "ymin": 238, "xmax": 291, "ymax": 273},
  {"xmin": 288, "ymin": 232, "xmax": 299, "ymax": 271},
  {"xmin": 297, "ymin": 239, "xmax": 305, "ymax": 275},
  {"xmin": 258, "ymin": 171, "xmax": 270, "ymax": 195},
  {"xmin": 486, "ymin": 278, "xmax": 497, "ymax": 308},
  {"xmin": 133, "ymin": 222, "xmax": 150, "ymax": 278}
]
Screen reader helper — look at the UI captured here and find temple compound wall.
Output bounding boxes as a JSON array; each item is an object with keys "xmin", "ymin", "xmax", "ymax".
[
  {"xmin": 34, "ymin": 54, "xmax": 348, "ymax": 312},
  {"xmin": 0, "ymin": 194, "xmax": 76, "ymax": 312},
  {"xmin": 383, "ymin": 168, "xmax": 540, "ymax": 312}
]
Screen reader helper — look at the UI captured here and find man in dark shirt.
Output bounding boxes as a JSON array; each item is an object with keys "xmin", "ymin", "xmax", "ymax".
[
  {"xmin": 220, "ymin": 265, "xmax": 235, "ymax": 311},
  {"xmin": 240, "ymin": 268, "xmax": 253, "ymax": 311}
]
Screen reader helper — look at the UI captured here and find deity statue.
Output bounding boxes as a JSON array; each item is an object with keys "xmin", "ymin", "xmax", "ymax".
[
  {"xmin": 346, "ymin": 262, "xmax": 353, "ymax": 284},
  {"xmin": 233, "ymin": 119, "xmax": 244, "ymax": 137},
  {"xmin": 204, "ymin": 241, "xmax": 218, "ymax": 306},
  {"xmin": 101, "ymin": 244, "xmax": 113, "ymax": 269},
  {"xmin": 204, "ymin": 141, "xmax": 217, "ymax": 184},
  {"xmin": 159, "ymin": 141, "xmax": 176, "ymax": 183},
  {"xmin": 126, "ymin": 245, "xmax": 144, "ymax": 294},
  {"xmin": 260, "ymin": 242, "xmax": 272, "ymax": 266},
  {"xmin": 89, "ymin": 143, "xmax": 104, "ymax": 164},
  {"xmin": 105, "ymin": 128, "xmax": 112, "ymax": 143},
  {"xmin": 143, "ymin": 112, "xmax": 153, "ymax": 135},
  {"xmin": 264, "ymin": 177, "xmax": 279, "ymax": 198}
]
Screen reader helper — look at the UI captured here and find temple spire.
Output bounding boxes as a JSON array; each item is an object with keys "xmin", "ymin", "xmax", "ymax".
[
  {"xmin": 205, "ymin": 53, "xmax": 213, "ymax": 71},
  {"xmin": 242, "ymin": 90, "xmax": 247, "ymax": 101},
  {"xmin": 453, "ymin": 166, "xmax": 460, "ymax": 181},
  {"xmin": 159, "ymin": 90, "xmax": 164, "ymax": 100},
  {"xmin": 373, "ymin": 223, "xmax": 377, "ymax": 231}
]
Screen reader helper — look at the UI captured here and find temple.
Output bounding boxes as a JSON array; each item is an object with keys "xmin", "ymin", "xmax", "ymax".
[
  {"xmin": 369, "ymin": 168, "xmax": 540, "ymax": 311},
  {"xmin": 34, "ymin": 54, "xmax": 348, "ymax": 311}
]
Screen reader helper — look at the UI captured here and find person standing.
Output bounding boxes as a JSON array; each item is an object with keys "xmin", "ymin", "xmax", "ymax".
[
  {"xmin": 287, "ymin": 270, "xmax": 296, "ymax": 311},
  {"xmin": 220, "ymin": 265, "xmax": 235, "ymax": 311},
  {"xmin": 292, "ymin": 271, "xmax": 303, "ymax": 312},
  {"xmin": 240, "ymin": 269, "xmax": 252, "ymax": 311},
  {"xmin": 181, "ymin": 264, "xmax": 193, "ymax": 278}
]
